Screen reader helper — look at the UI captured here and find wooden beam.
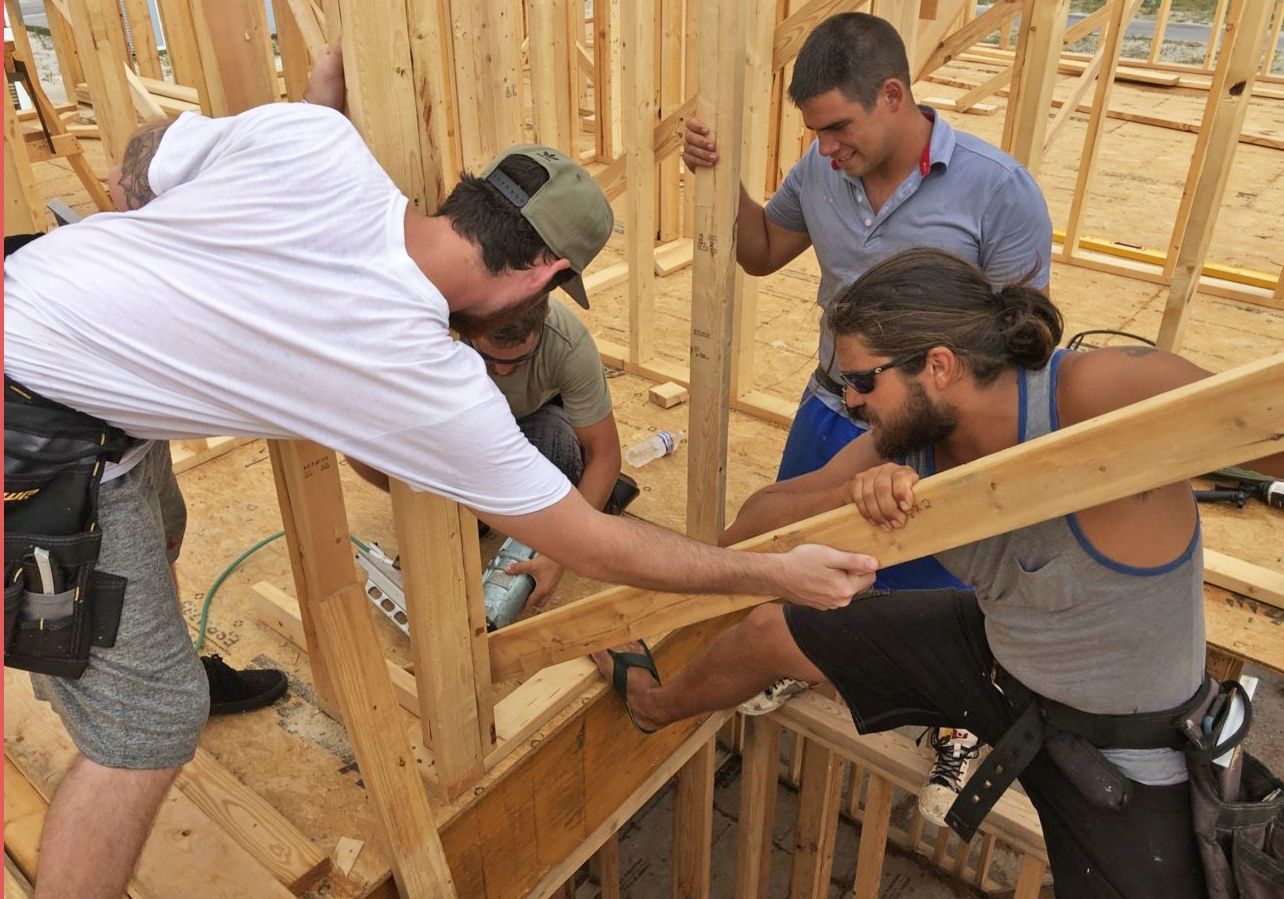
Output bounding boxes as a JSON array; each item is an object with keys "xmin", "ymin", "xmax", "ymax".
[
  {"xmin": 1148, "ymin": 0, "xmax": 1173, "ymax": 64},
  {"xmin": 772, "ymin": 0, "xmax": 868, "ymax": 73},
  {"xmin": 405, "ymin": 0, "xmax": 457, "ymax": 202},
  {"xmin": 42, "ymin": 0, "xmax": 85, "ymax": 98},
  {"xmin": 190, "ymin": 0, "xmax": 278, "ymax": 115},
  {"xmin": 621, "ymin": 0, "xmax": 656, "ymax": 364},
  {"xmin": 528, "ymin": 0, "xmax": 573, "ymax": 152},
  {"xmin": 450, "ymin": 0, "xmax": 523, "ymax": 171},
  {"xmin": 316, "ymin": 584, "xmax": 458, "ymax": 898},
  {"xmin": 268, "ymin": 439, "xmax": 357, "ymax": 712},
  {"xmin": 67, "ymin": 0, "xmax": 138, "ymax": 164},
  {"xmin": 918, "ymin": 0, "xmax": 1021, "ymax": 78},
  {"xmin": 733, "ymin": 716, "xmax": 781, "ymax": 899},
  {"xmin": 1204, "ymin": 550, "xmax": 1284, "ymax": 613},
  {"xmin": 686, "ymin": 0, "xmax": 752, "ymax": 542},
  {"xmin": 592, "ymin": 0, "xmax": 615, "ymax": 160},
  {"xmin": 657, "ymin": 0, "xmax": 684, "ymax": 241},
  {"xmin": 272, "ymin": 0, "xmax": 310, "ymax": 101},
  {"xmin": 1001, "ymin": 0, "xmax": 1070, "ymax": 174},
  {"xmin": 390, "ymin": 483, "xmax": 493, "ymax": 801},
  {"xmin": 852, "ymin": 775, "xmax": 894, "ymax": 899},
  {"xmin": 489, "ymin": 351, "xmax": 1284, "ymax": 680},
  {"xmin": 672, "ymin": 737, "xmax": 717, "ymax": 899},
  {"xmin": 121, "ymin": 0, "xmax": 163, "ymax": 78},
  {"xmin": 1155, "ymin": 0, "xmax": 1275, "ymax": 351},
  {"xmin": 787, "ymin": 739, "xmax": 843, "ymax": 898},
  {"xmin": 154, "ymin": 0, "xmax": 207, "ymax": 94},
  {"xmin": 4, "ymin": 70, "xmax": 52, "ymax": 234}
]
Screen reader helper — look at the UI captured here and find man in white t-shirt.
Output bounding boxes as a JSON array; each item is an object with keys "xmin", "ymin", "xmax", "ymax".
[{"xmin": 2, "ymin": 47, "xmax": 877, "ymax": 898}]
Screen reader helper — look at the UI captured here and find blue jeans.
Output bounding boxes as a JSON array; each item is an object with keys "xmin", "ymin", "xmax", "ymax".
[
  {"xmin": 778, "ymin": 391, "xmax": 969, "ymax": 592},
  {"xmin": 517, "ymin": 404, "xmax": 583, "ymax": 485}
]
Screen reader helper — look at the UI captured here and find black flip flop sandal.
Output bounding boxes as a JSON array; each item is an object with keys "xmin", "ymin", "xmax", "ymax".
[{"xmin": 607, "ymin": 640, "xmax": 661, "ymax": 734}]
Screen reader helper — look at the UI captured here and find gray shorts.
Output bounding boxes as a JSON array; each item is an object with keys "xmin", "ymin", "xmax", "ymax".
[{"xmin": 31, "ymin": 441, "xmax": 209, "ymax": 769}]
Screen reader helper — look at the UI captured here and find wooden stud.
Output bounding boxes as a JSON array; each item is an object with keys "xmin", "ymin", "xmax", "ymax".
[
  {"xmin": 1148, "ymin": 0, "xmax": 1173, "ymax": 64},
  {"xmin": 916, "ymin": 0, "xmax": 1022, "ymax": 80},
  {"xmin": 489, "ymin": 350, "xmax": 1284, "ymax": 679},
  {"xmin": 190, "ymin": 0, "xmax": 277, "ymax": 115},
  {"xmin": 5, "ymin": 0, "xmax": 38, "ymax": 79},
  {"xmin": 787, "ymin": 739, "xmax": 843, "ymax": 899},
  {"xmin": 390, "ymin": 483, "xmax": 493, "ymax": 800},
  {"xmin": 1204, "ymin": 549, "xmax": 1284, "ymax": 611},
  {"xmin": 733, "ymin": 715, "xmax": 781, "ymax": 899},
  {"xmin": 316, "ymin": 584, "xmax": 459, "ymax": 898},
  {"xmin": 1206, "ymin": 645, "xmax": 1246, "ymax": 682},
  {"xmin": 1012, "ymin": 855, "xmax": 1047, "ymax": 899},
  {"xmin": 268, "ymin": 439, "xmax": 357, "ymax": 712},
  {"xmin": 588, "ymin": 833, "xmax": 621, "ymax": 899},
  {"xmin": 591, "ymin": 0, "xmax": 614, "ymax": 160},
  {"xmin": 973, "ymin": 832, "xmax": 998, "ymax": 887},
  {"xmin": 1204, "ymin": 0, "xmax": 1231, "ymax": 70},
  {"xmin": 67, "ymin": 0, "xmax": 138, "ymax": 164},
  {"xmin": 1262, "ymin": 1, "xmax": 1284, "ymax": 79},
  {"xmin": 121, "ymin": 0, "xmax": 163, "ymax": 78},
  {"xmin": 852, "ymin": 775, "xmax": 894, "ymax": 899},
  {"xmin": 406, "ymin": 0, "xmax": 458, "ymax": 202},
  {"xmin": 621, "ymin": 0, "xmax": 656, "ymax": 365},
  {"xmin": 42, "ymin": 0, "xmax": 85, "ymax": 101},
  {"xmin": 4, "ymin": 856, "xmax": 34, "ymax": 899},
  {"xmin": 1156, "ymin": 0, "xmax": 1275, "ymax": 351},
  {"xmin": 528, "ymin": 0, "xmax": 573, "ymax": 152},
  {"xmin": 1063, "ymin": 0, "xmax": 1140, "ymax": 255},
  {"xmin": 671, "ymin": 736, "xmax": 717, "ymax": 899},
  {"xmin": 272, "ymin": 0, "xmax": 311, "ymax": 102},
  {"xmin": 1001, "ymin": 0, "xmax": 1070, "ymax": 174},
  {"xmin": 657, "ymin": 0, "xmax": 683, "ymax": 242},
  {"xmin": 449, "ymin": 0, "xmax": 523, "ymax": 171},
  {"xmin": 4, "ymin": 70, "xmax": 52, "ymax": 234},
  {"xmin": 154, "ymin": 0, "xmax": 207, "ymax": 94}
]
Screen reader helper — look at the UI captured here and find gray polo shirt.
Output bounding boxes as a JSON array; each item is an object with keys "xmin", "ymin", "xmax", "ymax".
[{"xmin": 765, "ymin": 107, "xmax": 1052, "ymax": 413}]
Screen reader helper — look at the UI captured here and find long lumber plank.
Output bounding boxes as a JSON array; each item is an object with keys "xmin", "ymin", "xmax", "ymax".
[
  {"xmin": 489, "ymin": 352, "xmax": 1284, "ymax": 680},
  {"xmin": 1203, "ymin": 550, "xmax": 1284, "ymax": 612}
]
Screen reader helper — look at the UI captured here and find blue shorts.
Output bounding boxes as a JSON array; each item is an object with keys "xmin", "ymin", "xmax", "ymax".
[{"xmin": 777, "ymin": 391, "xmax": 970, "ymax": 592}]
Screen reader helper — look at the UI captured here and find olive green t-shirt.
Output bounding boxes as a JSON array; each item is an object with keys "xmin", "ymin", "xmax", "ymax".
[{"xmin": 490, "ymin": 298, "xmax": 613, "ymax": 428}]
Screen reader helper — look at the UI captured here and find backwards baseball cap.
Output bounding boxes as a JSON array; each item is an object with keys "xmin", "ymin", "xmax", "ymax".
[{"xmin": 481, "ymin": 144, "xmax": 613, "ymax": 309}]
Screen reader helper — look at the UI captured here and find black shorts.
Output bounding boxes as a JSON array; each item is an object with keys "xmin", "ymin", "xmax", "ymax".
[{"xmin": 784, "ymin": 589, "xmax": 1207, "ymax": 899}]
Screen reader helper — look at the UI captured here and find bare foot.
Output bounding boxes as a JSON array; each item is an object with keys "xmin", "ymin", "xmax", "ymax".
[{"xmin": 591, "ymin": 641, "xmax": 663, "ymax": 733}]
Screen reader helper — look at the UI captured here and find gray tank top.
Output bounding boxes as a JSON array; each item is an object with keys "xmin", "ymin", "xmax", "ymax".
[{"xmin": 905, "ymin": 350, "xmax": 1206, "ymax": 719}]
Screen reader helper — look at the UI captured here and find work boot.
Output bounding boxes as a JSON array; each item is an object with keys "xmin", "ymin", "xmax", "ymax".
[
  {"xmin": 605, "ymin": 474, "xmax": 641, "ymax": 515},
  {"xmin": 918, "ymin": 727, "xmax": 982, "ymax": 826},
  {"xmin": 202, "ymin": 653, "xmax": 289, "ymax": 715}
]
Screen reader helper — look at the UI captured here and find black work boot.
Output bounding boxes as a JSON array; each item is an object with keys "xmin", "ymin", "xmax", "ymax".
[
  {"xmin": 202, "ymin": 653, "xmax": 289, "ymax": 715},
  {"xmin": 604, "ymin": 474, "xmax": 641, "ymax": 515}
]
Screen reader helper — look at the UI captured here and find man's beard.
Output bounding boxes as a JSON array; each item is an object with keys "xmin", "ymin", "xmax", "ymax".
[
  {"xmin": 449, "ymin": 290, "xmax": 546, "ymax": 340},
  {"xmin": 870, "ymin": 381, "xmax": 957, "ymax": 459}
]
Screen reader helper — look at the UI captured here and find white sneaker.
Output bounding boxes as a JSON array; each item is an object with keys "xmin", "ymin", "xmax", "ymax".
[
  {"xmin": 918, "ymin": 727, "xmax": 982, "ymax": 827},
  {"xmin": 738, "ymin": 677, "xmax": 810, "ymax": 716}
]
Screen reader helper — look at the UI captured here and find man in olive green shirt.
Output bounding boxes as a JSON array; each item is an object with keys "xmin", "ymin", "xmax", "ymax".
[{"xmin": 350, "ymin": 295, "xmax": 630, "ymax": 605}]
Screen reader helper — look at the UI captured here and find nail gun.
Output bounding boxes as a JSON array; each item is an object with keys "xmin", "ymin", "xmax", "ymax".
[{"xmin": 1194, "ymin": 478, "xmax": 1284, "ymax": 511}]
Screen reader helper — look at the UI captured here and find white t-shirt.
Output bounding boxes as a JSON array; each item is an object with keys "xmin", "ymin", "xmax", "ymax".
[{"xmin": 3, "ymin": 103, "xmax": 571, "ymax": 516}]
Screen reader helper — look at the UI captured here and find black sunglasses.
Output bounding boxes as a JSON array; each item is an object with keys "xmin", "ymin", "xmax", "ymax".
[
  {"xmin": 838, "ymin": 350, "xmax": 928, "ymax": 394},
  {"xmin": 468, "ymin": 325, "xmax": 545, "ymax": 366}
]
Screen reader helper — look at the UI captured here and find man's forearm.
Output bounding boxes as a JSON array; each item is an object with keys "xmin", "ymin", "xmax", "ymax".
[
  {"xmin": 735, "ymin": 185, "xmax": 775, "ymax": 276},
  {"xmin": 577, "ymin": 452, "xmax": 619, "ymax": 511},
  {"xmin": 720, "ymin": 482, "xmax": 849, "ymax": 546}
]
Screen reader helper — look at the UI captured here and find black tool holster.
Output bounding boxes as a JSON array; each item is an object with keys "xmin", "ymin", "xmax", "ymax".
[
  {"xmin": 944, "ymin": 667, "xmax": 1215, "ymax": 842},
  {"xmin": 4, "ymin": 375, "xmax": 134, "ymax": 678}
]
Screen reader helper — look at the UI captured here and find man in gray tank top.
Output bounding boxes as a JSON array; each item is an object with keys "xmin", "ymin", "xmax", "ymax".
[{"xmin": 594, "ymin": 248, "xmax": 1284, "ymax": 897}]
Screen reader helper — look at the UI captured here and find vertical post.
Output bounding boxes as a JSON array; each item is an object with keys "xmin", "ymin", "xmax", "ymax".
[
  {"xmin": 733, "ymin": 716, "xmax": 781, "ymax": 899},
  {"xmin": 450, "ymin": 0, "xmax": 523, "ymax": 171},
  {"xmin": 873, "ymin": 0, "xmax": 920, "ymax": 53},
  {"xmin": 5, "ymin": 0, "xmax": 38, "ymax": 77},
  {"xmin": 1147, "ymin": 0, "xmax": 1172, "ymax": 64},
  {"xmin": 406, "ymin": 0, "xmax": 459, "ymax": 200},
  {"xmin": 671, "ymin": 735, "xmax": 716, "ymax": 899},
  {"xmin": 852, "ymin": 775, "xmax": 895, "ymax": 899},
  {"xmin": 727, "ymin": 4, "xmax": 775, "ymax": 409},
  {"xmin": 682, "ymin": 0, "xmax": 698, "ymax": 238},
  {"xmin": 1262, "ymin": 1, "xmax": 1284, "ymax": 80},
  {"xmin": 121, "ymin": 0, "xmax": 163, "ymax": 79},
  {"xmin": 390, "ymin": 484, "xmax": 493, "ymax": 800},
  {"xmin": 656, "ymin": 0, "xmax": 684, "ymax": 242},
  {"xmin": 1204, "ymin": 0, "xmax": 1230, "ymax": 70},
  {"xmin": 786, "ymin": 739, "xmax": 843, "ymax": 899},
  {"xmin": 4, "ymin": 70, "xmax": 51, "ymax": 235},
  {"xmin": 316, "ymin": 584, "xmax": 459, "ymax": 898},
  {"xmin": 191, "ymin": 0, "xmax": 278, "ymax": 116},
  {"xmin": 622, "ymin": 0, "xmax": 656, "ymax": 366},
  {"xmin": 592, "ymin": 0, "xmax": 614, "ymax": 161},
  {"xmin": 528, "ymin": 0, "xmax": 573, "ymax": 152},
  {"xmin": 334, "ymin": 0, "xmax": 431, "ymax": 210},
  {"xmin": 1063, "ymin": 0, "xmax": 1137, "ymax": 256},
  {"xmin": 67, "ymin": 0, "xmax": 138, "ymax": 164},
  {"xmin": 1156, "ymin": 0, "xmax": 1274, "ymax": 351},
  {"xmin": 686, "ymin": 0, "xmax": 750, "ymax": 542},
  {"xmin": 154, "ymin": 0, "xmax": 207, "ymax": 95},
  {"xmin": 1001, "ymin": 0, "xmax": 1070, "ymax": 175},
  {"xmin": 268, "ymin": 440, "xmax": 357, "ymax": 711},
  {"xmin": 43, "ymin": 0, "xmax": 85, "ymax": 103},
  {"xmin": 272, "ymin": 0, "xmax": 311, "ymax": 102}
]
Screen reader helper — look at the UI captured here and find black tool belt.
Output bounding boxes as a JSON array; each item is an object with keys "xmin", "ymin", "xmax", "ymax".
[
  {"xmin": 944, "ymin": 666, "xmax": 1216, "ymax": 841},
  {"xmin": 4, "ymin": 375, "xmax": 134, "ymax": 678}
]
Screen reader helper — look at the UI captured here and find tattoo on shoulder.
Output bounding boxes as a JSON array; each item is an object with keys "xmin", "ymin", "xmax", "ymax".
[
  {"xmin": 118, "ymin": 122, "xmax": 171, "ymax": 210},
  {"xmin": 1121, "ymin": 346, "xmax": 1157, "ymax": 358}
]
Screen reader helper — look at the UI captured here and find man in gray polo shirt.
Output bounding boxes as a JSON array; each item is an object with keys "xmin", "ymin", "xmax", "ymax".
[{"xmin": 684, "ymin": 11, "xmax": 1050, "ymax": 584}]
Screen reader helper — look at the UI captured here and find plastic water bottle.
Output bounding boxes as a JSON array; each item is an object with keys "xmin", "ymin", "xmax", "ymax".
[{"xmin": 626, "ymin": 430, "xmax": 686, "ymax": 468}]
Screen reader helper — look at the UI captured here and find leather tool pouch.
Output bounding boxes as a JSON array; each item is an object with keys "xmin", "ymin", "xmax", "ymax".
[
  {"xmin": 1045, "ymin": 731, "xmax": 1133, "ymax": 811},
  {"xmin": 4, "ymin": 377, "xmax": 132, "ymax": 678},
  {"xmin": 1182, "ymin": 679, "xmax": 1284, "ymax": 899}
]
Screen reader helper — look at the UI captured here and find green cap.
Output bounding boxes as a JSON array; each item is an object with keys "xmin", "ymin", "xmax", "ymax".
[{"xmin": 481, "ymin": 144, "xmax": 613, "ymax": 309}]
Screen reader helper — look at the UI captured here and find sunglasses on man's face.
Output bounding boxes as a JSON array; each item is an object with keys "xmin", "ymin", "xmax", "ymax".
[
  {"xmin": 469, "ymin": 326, "xmax": 545, "ymax": 367},
  {"xmin": 839, "ymin": 350, "xmax": 928, "ymax": 394}
]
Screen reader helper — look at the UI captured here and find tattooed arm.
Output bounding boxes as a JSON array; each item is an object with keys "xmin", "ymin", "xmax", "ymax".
[{"xmin": 107, "ymin": 119, "xmax": 173, "ymax": 211}]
